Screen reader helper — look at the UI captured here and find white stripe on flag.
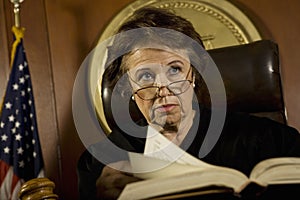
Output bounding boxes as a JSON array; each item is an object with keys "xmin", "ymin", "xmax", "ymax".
[
  {"xmin": 0, "ymin": 167, "xmax": 24, "ymax": 200},
  {"xmin": 11, "ymin": 180, "xmax": 22, "ymax": 200},
  {"xmin": 0, "ymin": 166, "xmax": 13, "ymax": 200}
]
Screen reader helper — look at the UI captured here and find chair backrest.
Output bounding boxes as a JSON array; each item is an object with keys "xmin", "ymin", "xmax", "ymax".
[
  {"xmin": 207, "ymin": 39, "xmax": 286, "ymax": 124},
  {"xmin": 100, "ymin": 39, "xmax": 286, "ymax": 132}
]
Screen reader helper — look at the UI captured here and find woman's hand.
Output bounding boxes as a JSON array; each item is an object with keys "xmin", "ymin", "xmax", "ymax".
[{"xmin": 96, "ymin": 161, "xmax": 141, "ymax": 200}]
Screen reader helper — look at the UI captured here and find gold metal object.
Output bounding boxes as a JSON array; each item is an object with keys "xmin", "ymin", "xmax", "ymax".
[
  {"xmin": 18, "ymin": 177, "xmax": 58, "ymax": 200},
  {"xmin": 98, "ymin": 0, "xmax": 262, "ymax": 49},
  {"xmin": 10, "ymin": 0, "xmax": 24, "ymax": 28}
]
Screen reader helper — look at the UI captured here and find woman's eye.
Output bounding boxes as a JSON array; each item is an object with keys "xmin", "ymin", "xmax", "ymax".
[
  {"xmin": 169, "ymin": 66, "xmax": 181, "ymax": 75},
  {"xmin": 138, "ymin": 72, "xmax": 154, "ymax": 82}
]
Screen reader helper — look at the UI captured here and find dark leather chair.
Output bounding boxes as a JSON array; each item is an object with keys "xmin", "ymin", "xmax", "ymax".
[
  {"xmin": 207, "ymin": 39, "xmax": 286, "ymax": 124},
  {"xmin": 101, "ymin": 39, "xmax": 286, "ymax": 133}
]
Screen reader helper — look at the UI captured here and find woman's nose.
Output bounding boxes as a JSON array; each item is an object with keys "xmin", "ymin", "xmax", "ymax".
[{"xmin": 158, "ymin": 86, "xmax": 172, "ymax": 97}]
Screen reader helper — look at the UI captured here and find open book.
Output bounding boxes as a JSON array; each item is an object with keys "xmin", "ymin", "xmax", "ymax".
[{"xmin": 118, "ymin": 126, "xmax": 300, "ymax": 200}]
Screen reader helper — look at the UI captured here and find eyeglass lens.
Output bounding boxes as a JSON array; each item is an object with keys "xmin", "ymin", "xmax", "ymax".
[{"xmin": 136, "ymin": 80, "xmax": 191, "ymax": 100}]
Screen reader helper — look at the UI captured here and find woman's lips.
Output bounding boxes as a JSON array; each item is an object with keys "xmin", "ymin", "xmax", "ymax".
[{"xmin": 155, "ymin": 104, "xmax": 178, "ymax": 112}]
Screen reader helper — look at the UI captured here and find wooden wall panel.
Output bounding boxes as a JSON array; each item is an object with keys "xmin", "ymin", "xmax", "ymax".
[
  {"xmin": 0, "ymin": 0, "xmax": 11, "ymax": 100},
  {"xmin": 20, "ymin": 0, "xmax": 61, "ymax": 195},
  {"xmin": 234, "ymin": 0, "xmax": 300, "ymax": 132},
  {"xmin": 44, "ymin": 0, "xmax": 133, "ymax": 198}
]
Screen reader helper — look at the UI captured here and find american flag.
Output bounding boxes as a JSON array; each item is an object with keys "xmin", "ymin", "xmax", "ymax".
[{"xmin": 0, "ymin": 27, "xmax": 44, "ymax": 200}]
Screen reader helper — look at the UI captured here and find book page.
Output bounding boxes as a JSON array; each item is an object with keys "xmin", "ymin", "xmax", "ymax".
[
  {"xmin": 250, "ymin": 157, "xmax": 300, "ymax": 185},
  {"xmin": 128, "ymin": 152, "xmax": 211, "ymax": 179},
  {"xmin": 122, "ymin": 126, "xmax": 251, "ymax": 200},
  {"xmin": 144, "ymin": 125, "xmax": 212, "ymax": 168},
  {"xmin": 129, "ymin": 126, "xmax": 245, "ymax": 180},
  {"xmin": 119, "ymin": 163, "xmax": 249, "ymax": 200}
]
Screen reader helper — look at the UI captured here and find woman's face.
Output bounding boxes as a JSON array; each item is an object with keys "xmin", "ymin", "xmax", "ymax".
[{"xmin": 124, "ymin": 48, "xmax": 194, "ymax": 132}]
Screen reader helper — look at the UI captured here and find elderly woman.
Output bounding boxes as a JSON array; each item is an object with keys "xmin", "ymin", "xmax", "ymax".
[{"xmin": 77, "ymin": 7, "xmax": 300, "ymax": 200}]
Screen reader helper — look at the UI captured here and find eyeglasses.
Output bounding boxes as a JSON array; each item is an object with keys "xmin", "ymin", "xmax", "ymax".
[
  {"xmin": 133, "ymin": 79, "xmax": 193, "ymax": 100},
  {"xmin": 129, "ymin": 67, "xmax": 193, "ymax": 100}
]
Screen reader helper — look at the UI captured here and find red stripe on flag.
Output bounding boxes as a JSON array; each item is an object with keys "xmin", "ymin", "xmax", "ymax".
[{"xmin": 0, "ymin": 160, "xmax": 10, "ymax": 186}]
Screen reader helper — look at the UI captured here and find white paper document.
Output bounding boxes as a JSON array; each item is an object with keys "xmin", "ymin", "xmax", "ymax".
[
  {"xmin": 144, "ymin": 125, "xmax": 211, "ymax": 167},
  {"xmin": 128, "ymin": 125, "xmax": 213, "ymax": 179}
]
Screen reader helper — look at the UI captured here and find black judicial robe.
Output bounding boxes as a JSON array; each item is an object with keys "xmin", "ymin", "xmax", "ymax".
[{"xmin": 77, "ymin": 106, "xmax": 300, "ymax": 200}]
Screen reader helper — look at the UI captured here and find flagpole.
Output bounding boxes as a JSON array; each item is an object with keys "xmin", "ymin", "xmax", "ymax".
[
  {"xmin": 1, "ymin": 0, "xmax": 24, "ymax": 112},
  {"xmin": 10, "ymin": 0, "xmax": 24, "ymax": 28}
]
